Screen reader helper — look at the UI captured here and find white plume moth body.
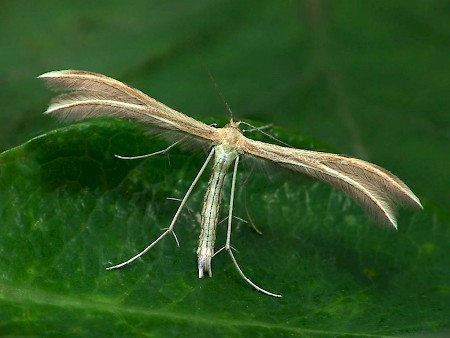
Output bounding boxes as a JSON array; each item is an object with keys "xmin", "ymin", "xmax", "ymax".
[{"xmin": 39, "ymin": 70, "xmax": 423, "ymax": 297}]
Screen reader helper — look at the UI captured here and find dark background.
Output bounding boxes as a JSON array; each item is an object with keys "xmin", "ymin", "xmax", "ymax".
[
  {"xmin": 1, "ymin": 0, "xmax": 448, "ymax": 208},
  {"xmin": 0, "ymin": 1, "xmax": 449, "ymax": 336}
]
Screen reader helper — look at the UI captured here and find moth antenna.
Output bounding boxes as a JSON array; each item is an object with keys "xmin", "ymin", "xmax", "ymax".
[{"xmin": 194, "ymin": 51, "xmax": 234, "ymax": 121}]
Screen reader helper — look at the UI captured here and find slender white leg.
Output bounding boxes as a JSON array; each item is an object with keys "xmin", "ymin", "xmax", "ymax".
[
  {"xmin": 245, "ymin": 209, "xmax": 263, "ymax": 235},
  {"xmin": 107, "ymin": 148, "xmax": 215, "ymax": 270},
  {"xmin": 243, "ymin": 188, "xmax": 263, "ymax": 235},
  {"xmin": 239, "ymin": 121, "xmax": 290, "ymax": 147},
  {"xmin": 114, "ymin": 139, "xmax": 184, "ymax": 160},
  {"xmin": 240, "ymin": 122, "xmax": 273, "ymax": 133},
  {"xmin": 225, "ymin": 157, "xmax": 282, "ymax": 298}
]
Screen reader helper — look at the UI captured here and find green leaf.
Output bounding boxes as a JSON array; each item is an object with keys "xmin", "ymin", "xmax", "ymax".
[
  {"xmin": 1, "ymin": 0, "xmax": 449, "ymax": 336},
  {"xmin": 0, "ymin": 118, "xmax": 447, "ymax": 336}
]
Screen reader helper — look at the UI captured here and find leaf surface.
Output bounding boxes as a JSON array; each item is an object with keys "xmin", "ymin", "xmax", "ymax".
[{"xmin": 0, "ymin": 119, "xmax": 446, "ymax": 337}]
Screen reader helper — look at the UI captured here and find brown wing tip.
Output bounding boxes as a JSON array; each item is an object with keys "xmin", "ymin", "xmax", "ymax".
[
  {"xmin": 412, "ymin": 194, "xmax": 424, "ymax": 209},
  {"xmin": 403, "ymin": 190, "xmax": 423, "ymax": 210},
  {"xmin": 38, "ymin": 70, "xmax": 100, "ymax": 80},
  {"xmin": 37, "ymin": 70, "xmax": 68, "ymax": 79}
]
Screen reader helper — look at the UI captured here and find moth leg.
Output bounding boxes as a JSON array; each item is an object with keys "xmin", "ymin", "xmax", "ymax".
[
  {"xmin": 243, "ymin": 187, "xmax": 263, "ymax": 235},
  {"xmin": 225, "ymin": 157, "xmax": 282, "ymax": 298},
  {"xmin": 114, "ymin": 138, "xmax": 185, "ymax": 160},
  {"xmin": 239, "ymin": 121, "xmax": 290, "ymax": 147},
  {"xmin": 240, "ymin": 122, "xmax": 273, "ymax": 133},
  {"xmin": 106, "ymin": 148, "xmax": 214, "ymax": 270}
]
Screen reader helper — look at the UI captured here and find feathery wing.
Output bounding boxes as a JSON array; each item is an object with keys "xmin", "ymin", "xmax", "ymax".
[
  {"xmin": 38, "ymin": 70, "xmax": 219, "ymax": 143},
  {"xmin": 242, "ymin": 138, "xmax": 422, "ymax": 228},
  {"xmin": 38, "ymin": 70, "xmax": 422, "ymax": 227}
]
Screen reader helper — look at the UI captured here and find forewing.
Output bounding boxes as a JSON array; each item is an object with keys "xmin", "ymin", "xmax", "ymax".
[
  {"xmin": 242, "ymin": 138, "xmax": 422, "ymax": 228},
  {"xmin": 38, "ymin": 70, "xmax": 218, "ymax": 143}
]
